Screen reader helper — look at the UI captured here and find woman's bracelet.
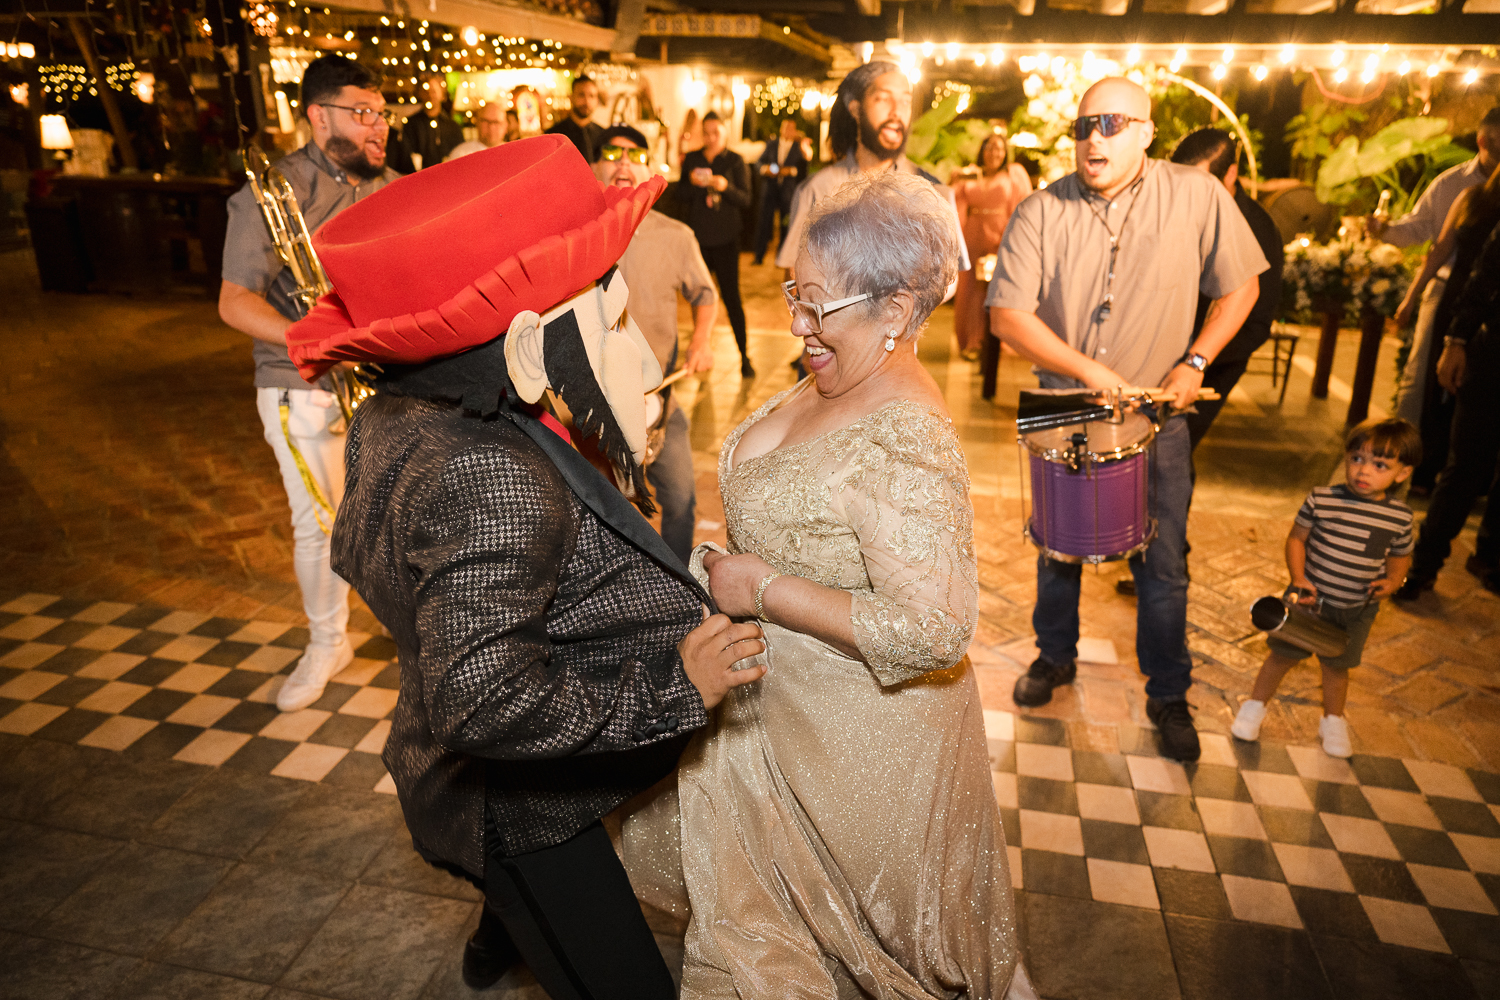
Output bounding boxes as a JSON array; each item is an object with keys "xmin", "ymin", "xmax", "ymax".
[{"xmin": 753, "ymin": 572, "xmax": 783, "ymax": 620}]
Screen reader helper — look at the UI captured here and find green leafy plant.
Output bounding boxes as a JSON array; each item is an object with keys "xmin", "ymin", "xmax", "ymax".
[
  {"xmin": 1314, "ymin": 116, "xmax": 1474, "ymax": 217},
  {"xmin": 907, "ymin": 93, "xmax": 997, "ymax": 183},
  {"xmin": 1285, "ymin": 100, "xmax": 1368, "ymax": 183}
]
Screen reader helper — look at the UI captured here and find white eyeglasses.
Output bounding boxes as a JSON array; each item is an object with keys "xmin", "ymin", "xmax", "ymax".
[{"xmin": 781, "ymin": 280, "xmax": 871, "ymax": 333}]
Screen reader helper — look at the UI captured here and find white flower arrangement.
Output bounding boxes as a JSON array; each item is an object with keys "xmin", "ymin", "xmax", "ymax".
[{"xmin": 1281, "ymin": 233, "xmax": 1415, "ymax": 323}]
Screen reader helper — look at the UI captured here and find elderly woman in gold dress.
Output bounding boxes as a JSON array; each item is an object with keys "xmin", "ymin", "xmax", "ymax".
[{"xmin": 620, "ymin": 170, "xmax": 1030, "ymax": 999}]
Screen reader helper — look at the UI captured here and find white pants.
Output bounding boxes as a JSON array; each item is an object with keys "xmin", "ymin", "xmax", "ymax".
[
  {"xmin": 1394, "ymin": 272, "xmax": 1447, "ymax": 427},
  {"xmin": 256, "ymin": 387, "xmax": 350, "ymax": 648}
]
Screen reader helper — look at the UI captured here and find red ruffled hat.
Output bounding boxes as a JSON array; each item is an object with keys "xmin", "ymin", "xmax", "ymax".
[{"xmin": 286, "ymin": 134, "xmax": 665, "ymax": 382}]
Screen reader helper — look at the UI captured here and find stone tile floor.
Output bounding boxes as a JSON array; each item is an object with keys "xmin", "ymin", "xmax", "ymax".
[{"xmin": 2, "ymin": 246, "xmax": 1497, "ymax": 998}]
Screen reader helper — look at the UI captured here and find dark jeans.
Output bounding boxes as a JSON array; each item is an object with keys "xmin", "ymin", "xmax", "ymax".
[
  {"xmin": 1034, "ymin": 416, "xmax": 1195, "ymax": 702},
  {"xmin": 699, "ymin": 241, "xmax": 748, "ymax": 359},
  {"xmin": 1185, "ymin": 358, "xmax": 1251, "ymax": 451},
  {"xmin": 753, "ymin": 183, "xmax": 792, "ymax": 261},
  {"xmin": 1410, "ymin": 330, "xmax": 1500, "ymax": 578},
  {"xmin": 646, "ymin": 406, "xmax": 695, "ymax": 563},
  {"xmin": 481, "ymin": 820, "xmax": 676, "ymax": 1000}
]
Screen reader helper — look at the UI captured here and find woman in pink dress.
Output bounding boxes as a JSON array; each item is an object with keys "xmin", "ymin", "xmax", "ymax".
[{"xmin": 952, "ymin": 133, "xmax": 1032, "ymax": 360}]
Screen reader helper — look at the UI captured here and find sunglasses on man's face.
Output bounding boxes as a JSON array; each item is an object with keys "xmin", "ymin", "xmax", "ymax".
[
  {"xmin": 599, "ymin": 144, "xmax": 650, "ymax": 165},
  {"xmin": 1070, "ymin": 114, "xmax": 1150, "ymax": 141}
]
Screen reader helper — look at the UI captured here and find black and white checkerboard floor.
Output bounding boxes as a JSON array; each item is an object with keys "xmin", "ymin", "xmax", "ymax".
[
  {"xmin": 0, "ymin": 594, "xmax": 397, "ymax": 792},
  {"xmin": 4, "ymin": 592, "xmax": 1500, "ymax": 974}
]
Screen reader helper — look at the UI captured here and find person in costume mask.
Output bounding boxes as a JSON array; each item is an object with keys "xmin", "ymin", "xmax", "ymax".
[{"xmin": 286, "ymin": 134, "xmax": 765, "ymax": 998}]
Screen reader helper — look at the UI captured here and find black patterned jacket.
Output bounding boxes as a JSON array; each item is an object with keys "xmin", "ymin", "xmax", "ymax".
[{"xmin": 333, "ymin": 392, "xmax": 708, "ymax": 876}]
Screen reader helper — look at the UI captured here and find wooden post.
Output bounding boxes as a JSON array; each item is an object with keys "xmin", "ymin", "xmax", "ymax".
[
  {"xmin": 69, "ymin": 18, "xmax": 139, "ymax": 172},
  {"xmin": 1311, "ymin": 308, "xmax": 1340, "ymax": 400},
  {"xmin": 1346, "ymin": 307, "xmax": 1385, "ymax": 426}
]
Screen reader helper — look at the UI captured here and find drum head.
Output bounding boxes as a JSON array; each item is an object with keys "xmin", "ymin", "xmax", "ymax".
[{"xmin": 1022, "ymin": 412, "xmax": 1154, "ymax": 462}]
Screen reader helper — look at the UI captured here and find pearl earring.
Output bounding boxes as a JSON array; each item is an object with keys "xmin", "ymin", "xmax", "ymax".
[{"xmin": 884, "ymin": 332, "xmax": 896, "ymax": 352}]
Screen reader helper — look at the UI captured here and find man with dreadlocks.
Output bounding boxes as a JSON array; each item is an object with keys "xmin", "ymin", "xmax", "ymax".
[
  {"xmin": 285, "ymin": 135, "xmax": 766, "ymax": 999},
  {"xmin": 774, "ymin": 61, "xmax": 968, "ymax": 279}
]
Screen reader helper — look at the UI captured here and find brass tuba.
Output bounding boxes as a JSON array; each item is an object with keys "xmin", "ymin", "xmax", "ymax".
[{"xmin": 241, "ymin": 145, "xmax": 374, "ymax": 426}]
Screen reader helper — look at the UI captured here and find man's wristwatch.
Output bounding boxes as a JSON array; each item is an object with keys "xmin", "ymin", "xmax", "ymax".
[
  {"xmin": 1183, "ymin": 352, "xmax": 1208, "ymax": 373},
  {"xmin": 1443, "ymin": 336, "xmax": 1467, "ymax": 350}
]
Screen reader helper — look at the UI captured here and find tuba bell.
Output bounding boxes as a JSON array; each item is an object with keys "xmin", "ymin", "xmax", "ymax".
[{"xmin": 241, "ymin": 145, "xmax": 374, "ymax": 426}]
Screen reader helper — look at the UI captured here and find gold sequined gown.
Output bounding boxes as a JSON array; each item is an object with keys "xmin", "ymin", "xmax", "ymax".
[{"xmin": 621, "ymin": 384, "xmax": 1020, "ymax": 999}]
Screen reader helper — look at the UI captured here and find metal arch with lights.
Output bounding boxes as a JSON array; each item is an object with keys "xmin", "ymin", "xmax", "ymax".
[{"xmin": 1159, "ymin": 71, "xmax": 1259, "ymax": 198}]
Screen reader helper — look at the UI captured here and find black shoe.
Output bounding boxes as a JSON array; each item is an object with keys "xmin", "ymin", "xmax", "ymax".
[
  {"xmin": 1115, "ymin": 578, "xmax": 1136, "ymax": 597},
  {"xmin": 1465, "ymin": 554, "xmax": 1497, "ymax": 581},
  {"xmin": 1392, "ymin": 575, "xmax": 1434, "ymax": 602},
  {"xmin": 752, "ymin": 256, "xmax": 764, "ymax": 266},
  {"xmin": 1146, "ymin": 698, "xmax": 1201, "ymax": 762},
  {"xmin": 740, "ymin": 358, "xmax": 756, "ymax": 378},
  {"xmin": 462, "ymin": 914, "xmax": 522, "ymax": 990},
  {"xmin": 1012, "ymin": 655, "xmax": 1076, "ymax": 707}
]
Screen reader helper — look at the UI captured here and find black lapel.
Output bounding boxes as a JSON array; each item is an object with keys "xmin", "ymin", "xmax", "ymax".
[{"xmin": 502, "ymin": 408, "xmax": 714, "ymax": 611}]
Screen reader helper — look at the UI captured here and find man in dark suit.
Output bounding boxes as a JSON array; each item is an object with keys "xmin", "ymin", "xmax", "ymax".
[
  {"xmin": 545, "ymin": 74, "xmax": 604, "ymax": 162},
  {"xmin": 752, "ymin": 119, "xmax": 808, "ymax": 265},
  {"xmin": 1170, "ymin": 127, "xmax": 1285, "ymax": 449},
  {"xmin": 284, "ymin": 136, "xmax": 764, "ymax": 999}
]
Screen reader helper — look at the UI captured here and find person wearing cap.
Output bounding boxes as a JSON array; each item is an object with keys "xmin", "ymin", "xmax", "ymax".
[
  {"xmin": 286, "ymin": 135, "xmax": 766, "ymax": 997},
  {"xmin": 595, "ymin": 124, "xmax": 718, "ymax": 562},
  {"xmin": 219, "ymin": 55, "xmax": 398, "ymax": 714},
  {"xmin": 987, "ymin": 77, "xmax": 1266, "ymax": 762}
]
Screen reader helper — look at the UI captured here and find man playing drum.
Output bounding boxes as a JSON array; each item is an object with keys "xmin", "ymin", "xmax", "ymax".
[{"xmin": 987, "ymin": 77, "xmax": 1267, "ymax": 761}]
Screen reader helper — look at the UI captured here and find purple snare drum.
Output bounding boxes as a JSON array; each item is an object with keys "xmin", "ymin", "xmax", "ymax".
[{"xmin": 1022, "ymin": 414, "xmax": 1156, "ymax": 563}]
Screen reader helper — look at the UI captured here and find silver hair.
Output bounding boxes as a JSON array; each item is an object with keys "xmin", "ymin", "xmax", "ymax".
[{"xmin": 800, "ymin": 171, "xmax": 958, "ymax": 340}]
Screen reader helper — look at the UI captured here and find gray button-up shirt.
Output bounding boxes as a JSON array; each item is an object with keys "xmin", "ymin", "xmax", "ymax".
[
  {"xmin": 1379, "ymin": 155, "xmax": 1487, "ymax": 262},
  {"xmin": 616, "ymin": 210, "xmax": 716, "ymax": 376},
  {"xmin": 222, "ymin": 142, "xmax": 399, "ymax": 389},
  {"xmin": 987, "ymin": 159, "xmax": 1268, "ymax": 390}
]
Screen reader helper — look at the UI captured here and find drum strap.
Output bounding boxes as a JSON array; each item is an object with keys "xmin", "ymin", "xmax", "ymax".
[{"xmin": 1085, "ymin": 168, "xmax": 1147, "ymax": 324}]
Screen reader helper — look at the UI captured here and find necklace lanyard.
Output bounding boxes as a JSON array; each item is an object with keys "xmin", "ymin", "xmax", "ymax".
[{"xmin": 1085, "ymin": 164, "xmax": 1148, "ymax": 324}]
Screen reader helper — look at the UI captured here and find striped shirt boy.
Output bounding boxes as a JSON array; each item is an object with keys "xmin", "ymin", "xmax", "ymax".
[{"xmin": 1296, "ymin": 485, "xmax": 1415, "ymax": 608}]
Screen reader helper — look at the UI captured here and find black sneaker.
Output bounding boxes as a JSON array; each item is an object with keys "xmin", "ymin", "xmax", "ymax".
[
  {"xmin": 1392, "ymin": 575, "xmax": 1434, "ymax": 602},
  {"xmin": 1146, "ymin": 698, "xmax": 1201, "ymax": 762},
  {"xmin": 740, "ymin": 358, "xmax": 756, "ymax": 378},
  {"xmin": 1115, "ymin": 578, "xmax": 1136, "ymax": 597},
  {"xmin": 1012, "ymin": 655, "xmax": 1076, "ymax": 707},
  {"xmin": 462, "ymin": 912, "xmax": 522, "ymax": 990}
]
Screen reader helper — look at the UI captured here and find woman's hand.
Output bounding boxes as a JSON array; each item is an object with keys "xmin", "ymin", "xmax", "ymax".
[
  {"xmin": 702, "ymin": 550, "xmax": 777, "ymax": 618},
  {"xmin": 1394, "ymin": 292, "xmax": 1419, "ymax": 329}
]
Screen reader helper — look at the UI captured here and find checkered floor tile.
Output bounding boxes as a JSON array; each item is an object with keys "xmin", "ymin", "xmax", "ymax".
[
  {"xmin": 0, "ymin": 594, "xmax": 397, "ymax": 793},
  {"xmin": 982, "ymin": 710, "xmax": 1500, "ymax": 959}
]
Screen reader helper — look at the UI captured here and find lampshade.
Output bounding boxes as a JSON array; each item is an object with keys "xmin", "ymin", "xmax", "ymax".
[{"xmin": 40, "ymin": 114, "xmax": 74, "ymax": 151}]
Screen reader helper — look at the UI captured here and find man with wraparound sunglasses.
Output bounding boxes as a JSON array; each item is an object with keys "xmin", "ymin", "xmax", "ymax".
[
  {"xmin": 219, "ymin": 55, "xmax": 400, "ymax": 712},
  {"xmin": 593, "ymin": 126, "xmax": 719, "ymax": 561},
  {"xmin": 987, "ymin": 77, "xmax": 1267, "ymax": 762}
]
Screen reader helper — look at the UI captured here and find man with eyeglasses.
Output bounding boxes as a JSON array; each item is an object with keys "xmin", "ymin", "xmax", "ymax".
[
  {"xmin": 594, "ymin": 126, "xmax": 718, "ymax": 561},
  {"xmin": 987, "ymin": 77, "xmax": 1267, "ymax": 762},
  {"xmin": 218, "ymin": 55, "xmax": 399, "ymax": 712},
  {"xmin": 446, "ymin": 100, "xmax": 507, "ymax": 160}
]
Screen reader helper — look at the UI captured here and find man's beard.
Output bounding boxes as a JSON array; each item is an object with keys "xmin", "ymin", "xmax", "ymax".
[
  {"xmin": 325, "ymin": 135, "xmax": 385, "ymax": 179},
  {"xmin": 858, "ymin": 113, "xmax": 907, "ymax": 162}
]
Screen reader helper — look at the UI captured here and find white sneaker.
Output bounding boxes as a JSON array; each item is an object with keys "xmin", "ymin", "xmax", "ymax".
[
  {"xmin": 1320, "ymin": 714, "xmax": 1353, "ymax": 758},
  {"xmin": 1231, "ymin": 699, "xmax": 1267, "ymax": 741},
  {"xmin": 277, "ymin": 637, "xmax": 354, "ymax": 712}
]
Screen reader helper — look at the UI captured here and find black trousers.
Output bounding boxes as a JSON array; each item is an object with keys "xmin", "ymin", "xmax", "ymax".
[
  {"xmin": 698, "ymin": 241, "xmax": 748, "ymax": 359},
  {"xmin": 1185, "ymin": 357, "xmax": 1252, "ymax": 451},
  {"xmin": 1410, "ymin": 329, "xmax": 1500, "ymax": 579},
  {"xmin": 481, "ymin": 821, "xmax": 675, "ymax": 1000},
  {"xmin": 753, "ymin": 182, "xmax": 791, "ymax": 260}
]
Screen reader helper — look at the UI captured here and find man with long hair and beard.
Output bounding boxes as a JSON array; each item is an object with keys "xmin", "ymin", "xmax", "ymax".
[
  {"xmin": 218, "ymin": 55, "xmax": 398, "ymax": 713},
  {"xmin": 774, "ymin": 61, "xmax": 968, "ymax": 279}
]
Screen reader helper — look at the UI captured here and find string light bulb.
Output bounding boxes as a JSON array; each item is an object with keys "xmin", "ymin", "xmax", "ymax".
[
  {"xmin": 1280, "ymin": 45, "xmax": 1295, "ymax": 65},
  {"xmin": 1331, "ymin": 49, "xmax": 1345, "ymax": 66},
  {"xmin": 921, "ymin": 41, "xmax": 934, "ymax": 57},
  {"xmin": 1253, "ymin": 65, "xmax": 1268, "ymax": 81},
  {"xmin": 1126, "ymin": 47, "xmax": 1141, "ymax": 65},
  {"xmin": 1175, "ymin": 47, "xmax": 1188, "ymax": 65},
  {"xmin": 1222, "ymin": 47, "xmax": 1234, "ymax": 63},
  {"xmin": 1398, "ymin": 60, "xmax": 1411, "ymax": 76},
  {"xmin": 1334, "ymin": 67, "xmax": 1348, "ymax": 83},
  {"xmin": 1426, "ymin": 63, "xmax": 1441, "ymax": 78},
  {"xmin": 1212, "ymin": 63, "xmax": 1227, "ymax": 80},
  {"xmin": 1463, "ymin": 68, "xmax": 1479, "ymax": 85},
  {"xmin": 946, "ymin": 42, "xmax": 959, "ymax": 60}
]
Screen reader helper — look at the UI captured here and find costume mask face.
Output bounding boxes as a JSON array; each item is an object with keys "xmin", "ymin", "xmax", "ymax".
[{"xmin": 505, "ymin": 267, "xmax": 663, "ymax": 472}]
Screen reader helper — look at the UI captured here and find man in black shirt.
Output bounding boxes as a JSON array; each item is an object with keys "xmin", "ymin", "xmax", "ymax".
[
  {"xmin": 546, "ymin": 74, "xmax": 605, "ymax": 162},
  {"xmin": 1171, "ymin": 128, "xmax": 1285, "ymax": 449},
  {"xmin": 403, "ymin": 72, "xmax": 465, "ymax": 169},
  {"xmin": 678, "ymin": 112, "xmax": 753, "ymax": 376}
]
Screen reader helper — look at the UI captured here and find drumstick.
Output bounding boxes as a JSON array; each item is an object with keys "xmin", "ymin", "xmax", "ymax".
[
  {"xmin": 645, "ymin": 367, "xmax": 693, "ymax": 397},
  {"xmin": 1138, "ymin": 387, "xmax": 1222, "ymax": 401}
]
